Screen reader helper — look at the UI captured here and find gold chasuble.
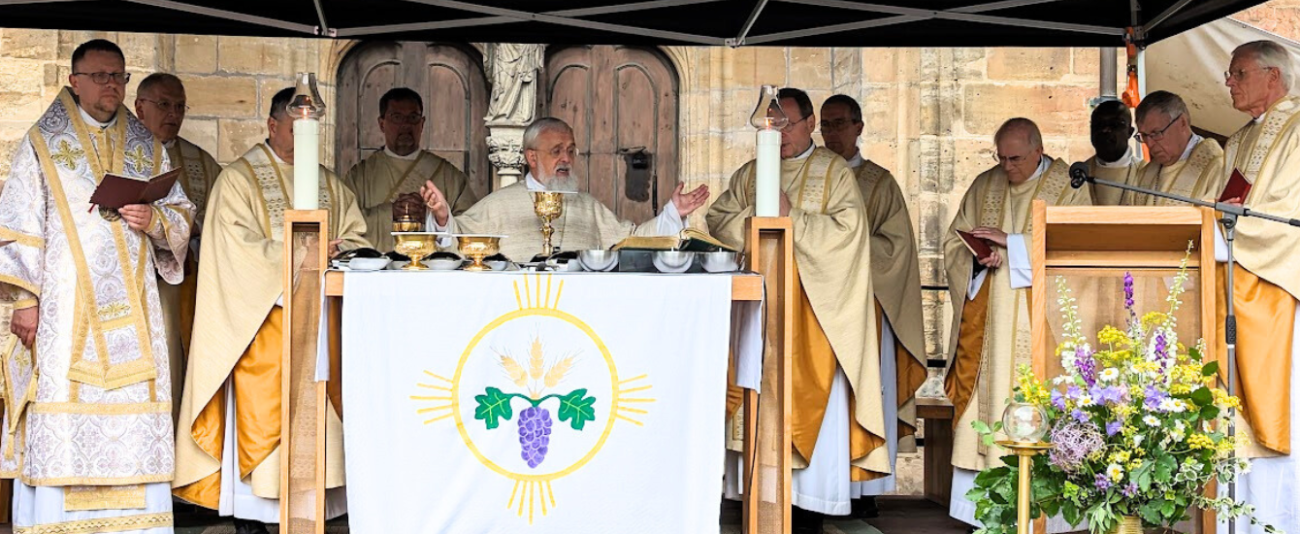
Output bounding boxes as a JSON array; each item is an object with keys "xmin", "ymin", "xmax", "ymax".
[
  {"xmin": 1083, "ymin": 155, "xmax": 1141, "ymax": 206},
  {"xmin": 943, "ymin": 158, "xmax": 1090, "ymax": 471},
  {"xmin": 708, "ymin": 147, "xmax": 890, "ymax": 479},
  {"xmin": 344, "ymin": 149, "xmax": 478, "ymax": 251},
  {"xmin": 1121, "ymin": 138, "xmax": 1225, "ymax": 206},
  {"xmin": 854, "ymin": 160, "xmax": 929, "ymax": 451},
  {"xmin": 158, "ymin": 137, "xmax": 222, "ymax": 423},
  {"xmin": 174, "ymin": 143, "xmax": 368, "ymax": 507},
  {"xmin": 1215, "ymin": 96, "xmax": 1300, "ymax": 458},
  {"xmin": 0, "ymin": 88, "xmax": 194, "ymax": 530},
  {"xmin": 445, "ymin": 181, "xmax": 671, "ymax": 262}
]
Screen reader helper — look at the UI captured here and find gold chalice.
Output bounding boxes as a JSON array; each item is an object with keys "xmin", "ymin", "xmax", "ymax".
[
  {"xmin": 532, "ymin": 191, "xmax": 564, "ymax": 256},
  {"xmin": 392, "ymin": 217, "xmax": 423, "ymax": 233},
  {"xmin": 456, "ymin": 235, "xmax": 502, "ymax": 272},
  {"xmin": 392, "ymin": 232, "xmax": 439, "ymax": 270}
]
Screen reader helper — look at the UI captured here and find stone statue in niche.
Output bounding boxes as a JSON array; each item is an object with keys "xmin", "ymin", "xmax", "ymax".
[{"xmin": 483, "ymin": 43, "xmax": 544, "ymax": 126}]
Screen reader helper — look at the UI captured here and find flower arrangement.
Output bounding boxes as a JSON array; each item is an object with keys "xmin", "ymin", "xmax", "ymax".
[{"xmin": 968, "ymin": 255, "xmax": 1279, "ymax": 534}]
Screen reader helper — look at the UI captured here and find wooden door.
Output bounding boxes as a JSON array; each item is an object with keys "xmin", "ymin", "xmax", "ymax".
[
  {"xmin": 336, "ymin": 42, "xmax": 491, "ymax": 199},
  {"xmin": 545, "ymin": 46, "xmax": 679, "ymax": 223}
]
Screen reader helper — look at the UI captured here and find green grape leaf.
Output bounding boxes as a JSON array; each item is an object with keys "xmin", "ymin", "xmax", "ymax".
[
  {"xmin": 1201, "ymin": 361, "xmax": 1219, "ymax": 376},
  {"xmin": 474, "ymin": 387, "xmax": 514, "ymax": 430},
  {"xmin": 558, "ymin": 389, "xmax": 597, "ymax": 431},
  {"xmin": 1201, "ymin": 405, "xmax": 1221, "ymax": 420},
  {"xmin": 1191, "ymin": 387, "xmax": 1213, "ymax": 406}
]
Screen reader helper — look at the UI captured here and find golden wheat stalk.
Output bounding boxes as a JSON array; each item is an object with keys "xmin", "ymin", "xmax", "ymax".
[
  {"xmin": 529, "ymin": 336, "xmax": 545, "ymax": 380},
  {"xmin": 544, "ymin": 357, "xmax": 574, "ymax": 389},
  {"xmin": 500, "ymin": 355, "xmax": 528, "ymax": 387}
]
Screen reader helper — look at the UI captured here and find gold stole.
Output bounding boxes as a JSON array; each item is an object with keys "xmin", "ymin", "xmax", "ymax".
[
  {"xmin": 28, "ymin": 88, "xmax": 165, "ymax": 396},
  {"xmin": 169, "ymin": 140, "xmax": 215, "ymax": 213},
  {"xmin": 1132, "ymin": 141, "xmax": 1220, "ymax": 206},
  {"xmin": 237, "ymin": 145, "xmax": 334, "ymax": 240}
]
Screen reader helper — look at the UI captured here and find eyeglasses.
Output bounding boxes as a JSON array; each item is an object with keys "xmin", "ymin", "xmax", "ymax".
[
  {"xmin": 819, "ymin": 118, "xmax": 860, "ymax": 133},
  {"xmin": 383, "ymin": 113, "xmax": 424, "ymax": 125},
  {"xmin": 781, "ymin": 115, "xmax": 811, "ymax": 133},
  {"xmin": 139, "ymin": 98, "xmax": 190, "ymax": 115},
  {"xmin": 993, "ymin": 152, "xmax": 1033, "ymax": 165},
  {"xmin": 1224, "ymin": 67, "xmax": 1274, "ymax": 82},
  {"xmin": 73, "ymin": 72, "xmax": 130, "ymax": 86},
  {"xmin": 1134, "ymin": 113, "xmax": 1182, "ymax": 143}
]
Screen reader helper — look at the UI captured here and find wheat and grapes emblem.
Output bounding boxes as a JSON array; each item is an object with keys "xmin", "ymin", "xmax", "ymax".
[{"xmin": 413, "ymin": 274, "xmax": 655, "ymax": 525}]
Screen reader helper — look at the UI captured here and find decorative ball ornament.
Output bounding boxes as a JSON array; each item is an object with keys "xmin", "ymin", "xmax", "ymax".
[{"xmin": 1002, "ymin": 401, "xmax": 1049, "ymax": 444}]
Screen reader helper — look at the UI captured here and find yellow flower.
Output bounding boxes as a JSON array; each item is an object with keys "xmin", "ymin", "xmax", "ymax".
[
  {"xmin": 1170, "ymin": 384, "xmax": 1192, "ymax": 395},
  {"xmin": 1106, "ymin": 463, "xmax": 1125, "ymax": 482},
  {"xmin": 1128, "ymin": 459, "xmax": 1143, "ymax": 471},
  {"xmin": 1188, "ymin": 434, "xmax": 1215, "ymax": 450},
  {"xmin": 1099, "ymin": 326, "xmax": 1132, "ymax": 347},
  {"xmin": 1212, "ymin": 389, "xmax": 1242, "ymax": 410},
  {"xmin": 1142, "ymin": 312, "xmax": 1170, "ymax": 328},
  {"xmin": 1110, "ymin": 451, "xmax": 1131, "ymax": 464}
]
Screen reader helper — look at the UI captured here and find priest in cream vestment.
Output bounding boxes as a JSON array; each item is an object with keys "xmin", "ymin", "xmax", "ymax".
[
  {"xmin": 820, "ymin": 95, "xmax": 929, "ymax": 512},
  {"xmin": 174, "ymin": 88, "xmax": 367, "ymax": 533},
  {"xmin": 420, "ymin": 117, "xmax": 708, "ymax": 260},
  {"xmin": 1082, "ymin": 100, "xmax": 1142, "ymax": 206},
  {"xmin": 344, "ymin": 88, "xmax": 478, "ymax": 251},
  {"xmin": 1122, "ymin": 91, "xmax": 1224, "ymax": 206},
  {"xmin": 1213, "ymin": 41, "xmax": 1300, "ymax": 534},
  {"xmin": 0, "ymin": 39, "xmax": 195, "ymax": 534},
  {"xmin": 135, "ymin": 73, "xmax": 223, "ymax": 425},
  {"xmin": 944, "ymin": 119, "xmax": 1092, "ymax": 530},
  {"xmin": 709, "ymin": 88, "xmax": 889, "ymax": 532}
]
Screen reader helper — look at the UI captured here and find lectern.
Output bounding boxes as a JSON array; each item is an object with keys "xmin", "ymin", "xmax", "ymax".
[{"xmin": 1030, "ymin": 201, "xmax": 1219, "ymax": 533}]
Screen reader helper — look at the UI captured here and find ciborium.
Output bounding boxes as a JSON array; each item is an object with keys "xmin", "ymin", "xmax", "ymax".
[
  {"xmin": 532, "ymin": 191, "xmax": 564, "ymax": 256},
  {"xmin": 392, "ymin": 192, "xmax": 426, "ymax": 233},
  {"xmin": 456, "ymin": 235, "xmax": 502, "ymax": 272},
  {"xmin": 392, "ymin": 232, "xmax": 439, "ymax": 270}
]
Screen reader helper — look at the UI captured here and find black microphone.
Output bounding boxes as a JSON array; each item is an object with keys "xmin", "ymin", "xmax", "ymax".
[{"xmin": 1068, "ymin": 162, "xmax": 1090, "ymax": 189}]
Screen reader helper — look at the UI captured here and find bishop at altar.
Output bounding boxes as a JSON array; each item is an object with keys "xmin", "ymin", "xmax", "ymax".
[
  {"xmin": 344, "ymin": 87, "xmax": 478, "ymax": 251},
  {"xmin": 174, "ymin": 88, "xmax": 367, "ymax": 533},
  {"xmin": 708, "ymin": 88, "xmax": 890, "ymax": 533},
  {"xmin": 944, "ymin": 118, "xmax": 1092, "ymax": 531},
  {"xmin": 420, "ymin": 117, "xmax": 708, "ymax": 260},
  {"xmin": 0, "ymin": 40, "xmax": 194, "ymax": 534}
]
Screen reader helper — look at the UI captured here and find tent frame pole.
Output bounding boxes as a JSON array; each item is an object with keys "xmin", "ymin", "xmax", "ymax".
[
  {"xmin": 337, "ymin": 0, "xmax": 723, "ymax": 38},
  {"xmin": 121, "ymin": 0, "xmax": 320, "ymax": 34},
  {"xmin": 397, "ymin": 0, "xmax": 727, "ymax": 44}
]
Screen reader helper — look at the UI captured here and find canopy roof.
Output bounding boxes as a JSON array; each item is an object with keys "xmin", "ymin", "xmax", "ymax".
[{"xmin": 0, "ymin": 0, "xmax": 1272, "ymax": 47}]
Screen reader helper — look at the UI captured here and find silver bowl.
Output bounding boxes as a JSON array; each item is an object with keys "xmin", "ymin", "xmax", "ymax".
[
  {"xmin": 653, "ymin": 250, "xmax": 695, "ymax": 273},
  {"xmin": 700, "ymin": 251, "xmax": 739, "ymax": 273},
  {"xmin": 578, "ymin": 249, "xmax": 619, "ymax": 272}
]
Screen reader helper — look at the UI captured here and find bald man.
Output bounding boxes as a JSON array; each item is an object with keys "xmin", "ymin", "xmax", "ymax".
[
  {"xmin": 1082, "ymin": 100, "xmax": 1141, "ymax": 205},
  {"xmin": 944, "ymin": 118, "xmax": 1092, "ymax": 531},
  {"xmin": 135, "ymin": 72, "xmax": 222, "ymax": 424}
]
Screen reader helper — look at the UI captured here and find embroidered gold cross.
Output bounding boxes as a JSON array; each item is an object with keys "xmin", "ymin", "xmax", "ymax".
[
  {"xmin": 51, "ymin": 140, "xmax": 85, "ymax": 170},
  {"xmin": 125, "ymin": 145, "xmax": 150, "ymax": 172}
]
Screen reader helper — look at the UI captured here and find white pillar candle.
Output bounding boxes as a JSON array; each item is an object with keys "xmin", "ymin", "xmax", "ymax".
[
  {"xmin": 293, "ymin": 117, "xmax": 320, "ymax": 210},
  {"xmin": 755, "ymin": 128, "xmax": 781, "ymax": 217}
]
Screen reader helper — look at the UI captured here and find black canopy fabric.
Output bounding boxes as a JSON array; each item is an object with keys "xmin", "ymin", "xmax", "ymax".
[{"xmin": 0, "ymin": 0, "xmax": 1272, "ymax": 48}]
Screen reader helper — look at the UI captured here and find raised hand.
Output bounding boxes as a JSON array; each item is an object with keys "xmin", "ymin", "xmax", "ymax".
[
  {"xmin": 420, "ymin": 180, "xmax": 450, "ymax": 226},
  {"xmin": 671, "ymin": 183, "xmax": 710, "ymax": 217}
]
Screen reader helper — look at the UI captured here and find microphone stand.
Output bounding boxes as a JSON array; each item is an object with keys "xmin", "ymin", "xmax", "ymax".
[{"xmin": 1076, "ymin": 172, "xmax": 1300, "ymax": 534}]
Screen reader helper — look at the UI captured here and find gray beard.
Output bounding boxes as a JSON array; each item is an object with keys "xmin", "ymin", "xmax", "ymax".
[{"xmin": 536, "ymin": 173, "xmax": 579, "ymax": 193}]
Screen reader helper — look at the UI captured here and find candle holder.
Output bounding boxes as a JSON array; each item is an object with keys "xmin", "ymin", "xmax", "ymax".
[
  {"xmin": 749, "ymin": 85, "xmax": 787, "ymax": 217},
  {"xmin": 997, "ymin": 402, "xmax": 1052, "ymax": 534}
]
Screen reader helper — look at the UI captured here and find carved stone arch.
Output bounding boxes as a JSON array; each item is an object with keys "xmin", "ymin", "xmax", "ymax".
[
  {"xmin": 544, "ymin": 45, "xmax": 680, "ymax": 223},
  {"xmin": 335, "ymin": 41, "xmax": 492, "ymax": 199}
]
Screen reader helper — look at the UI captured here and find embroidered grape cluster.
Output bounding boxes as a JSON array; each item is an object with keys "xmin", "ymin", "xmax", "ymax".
[{"xmin": 517, "ymin": 406, "xmax": 553, "ymax": 468}]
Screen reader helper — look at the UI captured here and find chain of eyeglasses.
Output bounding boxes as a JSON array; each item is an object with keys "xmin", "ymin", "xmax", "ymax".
[{"xmin": 73, "ymin": 72, "xmax": 131, "ymax": 85}]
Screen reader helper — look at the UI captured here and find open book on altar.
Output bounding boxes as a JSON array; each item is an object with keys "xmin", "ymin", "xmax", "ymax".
[
  {"xmin": 89, "ymin": 168, "xmax": 181, "ymax": 210},
  {"xmin": 612, "ymin": 228, "xmax": 735, "ymax": 252}
]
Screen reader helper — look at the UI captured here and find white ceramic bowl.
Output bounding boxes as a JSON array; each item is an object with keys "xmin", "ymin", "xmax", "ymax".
[
  {"xmin": 578, "ymin": 249, "xmax": 619, "ymax": 272},
  {"xmin": 348, "ymin": 257, "xmax": 391, "ymax": 271},
  {"xmin": 486, "ymin": 260, "xmax": 511, "ymax": 271},
  {"xmin": 653, "ymin": 250, "xmax": 694, "ymax": 273},
  {"xmin": 700, "ymin": 251, "xmax": 738, "ymax": 273},
  {"xmin": 546, "ymin": 258, "xmax": 582, "ymax": 272},
  {"xmin": 387, "ymin": 260, "xmax": 410, "ymax": 270},
  {"xmin": 425, "ymin": 254, "xmax": 464, "ymax": 271}
]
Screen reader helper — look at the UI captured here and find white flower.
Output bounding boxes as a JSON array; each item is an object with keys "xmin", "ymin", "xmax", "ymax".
[
  {"xmin": 1143, "ymin": 415, "xmax": 1161, "ymax": 427},
  {"xmin": 1133, "ymin": 434, "xmax": 1145, "ymax": 447},
  {"xmin": 1107, "ymin": 463, "xmax": 1125, "ymax": 482},
  {"xmin": 1160, "ymin": 398, "xmax": 1186, "ymax": 413},
  {"xmin": 1053, "ymin": 376, "xmax": 1073, "ymax": 386},
  {"xmin": 1100, "ymin": 368, "xmax": 1120, "ymax": 382},
  {"xmin": 1078, "ymin": 395, "xmax": 1095, "ymax": 407}
]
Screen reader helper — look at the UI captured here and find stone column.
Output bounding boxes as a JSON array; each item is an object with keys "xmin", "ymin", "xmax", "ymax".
[{"xmin": 482, "ymin": 43, "xmax": 545, "ymax": 188}]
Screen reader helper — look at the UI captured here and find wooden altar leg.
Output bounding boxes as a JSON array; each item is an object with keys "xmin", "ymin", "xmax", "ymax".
[
  {"xmin": 283, "ymin": 210, "xmax": 330, "ymax": 534},
  {"xmin": 742, "ymin": 217, "xmax": 794, "ymax": 534}
]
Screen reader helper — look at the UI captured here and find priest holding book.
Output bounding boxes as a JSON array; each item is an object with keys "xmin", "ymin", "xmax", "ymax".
[
  {"xmin": 419, "ymin": 117, "xmax": 709, "ymax": 260},
  {"xmin": 0, "ymin": 38, "xmax": 194, "ymax": 534}
]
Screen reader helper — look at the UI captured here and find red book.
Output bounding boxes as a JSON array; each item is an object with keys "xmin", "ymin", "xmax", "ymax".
[
  {"xmin": 956, "ymin": 229, "xmax": 995, "ymax": 262},
  {"xmin": 1218, "ymin": 168, "xmax": 1252, "ymax": 203},
  {"xmin": 89, "ymin": 168, "xmax": 181, "ymax": 210}
]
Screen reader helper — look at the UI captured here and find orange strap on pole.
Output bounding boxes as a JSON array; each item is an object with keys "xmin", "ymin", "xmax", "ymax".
[{"xmin": 1121, "ymin": 27, "xmax": 1141, "ymax": 109}]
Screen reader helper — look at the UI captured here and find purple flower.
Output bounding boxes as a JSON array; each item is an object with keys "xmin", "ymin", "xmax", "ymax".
[
  {"xmin": 1048, "ymin": 419, "xmax": 1105, "ymax": 474},
  {"xmin": 1091, "ymin": 385, "xmax": 1126, "ymax": 406},
  {"xmin": 1154, "ymin": 334, "xmax": 1168, "ymax": 360},
  {"xmin": 1106, "ymin": 421, "xmax": 1123, "ymax": 436},
  {"xmin": 1123, "ymin": 272, "xmax": 1136, "ymax": 313},
  {"xmin": 1051, "ymin": 389, "xmax": 1067, "ymax": 410},
  {"xmin": 1144, "ymin": 384, "xmax": 1167, "ymax": 412},
  {"xmin": 1067, "ymin": 385, "xmax": 1083, "ymax": 400},
  {"xmin": 1072, "ymin": 409, "xmax": 1089, "ymax": 423},
  {"xmin": 1095, "ymin": 473, "xmax": 1112, "ymax": 491},
  {"xmin": 1075, "ymin": 353, "xmax": 1098, "ymax": 387},
  {"xmin": 1122, "ymin": 482, "xmax": 1139, "ymax": 498}
]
